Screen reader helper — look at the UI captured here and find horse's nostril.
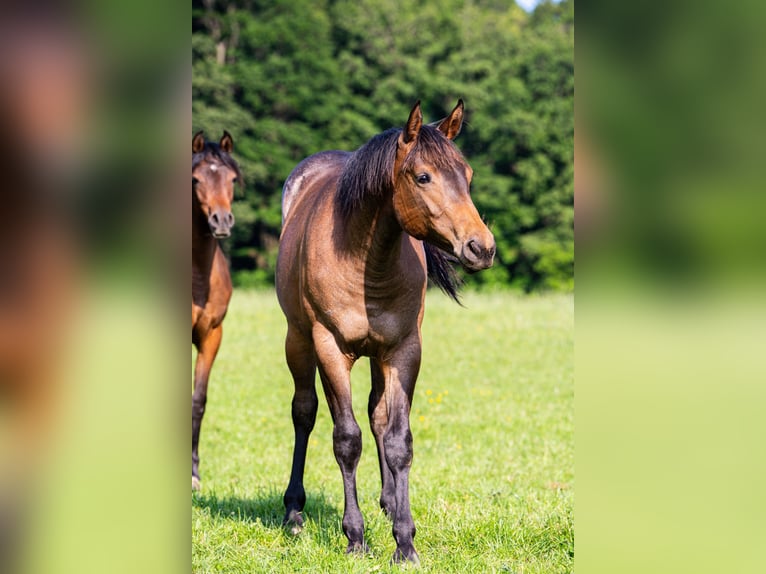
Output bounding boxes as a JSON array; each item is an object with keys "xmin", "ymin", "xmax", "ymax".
[
  {"xmin": 467, "ymin": 239, "xmax": 482, "ymax": 258},
  {"xmin": 209, "ymin": 210, "xmax": 234, "ymax": 232}
]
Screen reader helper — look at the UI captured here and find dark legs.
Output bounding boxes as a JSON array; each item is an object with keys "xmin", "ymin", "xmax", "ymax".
[
  {"xmin": 368, "ymin": 344, "xmax": 422, "ymax": 564},
  {"xmin": 282, "ymin": 328, "xmax": 319, "ymax": 531},
  {"xmin": 369, "ymin": 358, "xmax": 396, "ymax": 516},
  {"xmin": 313, "ymin": 330, "xmax": 366, "ymax": 553},
  {"xmin": 192, "ymin": 324, "xmax": 223, "ymax": 491},
  {"xmin": 283, "ymin": 325, "xmax": 421, "ymax": 563},
  {"xmin": 385, "ymin": 409, "xmax": 418, "ymax": 564},
  {"xmin": 378, "ymin": 343, "xmax": 421, "ymax": 565},
  {"xmin": 282, "ymin": 326, "xmax": 366, "ymax": 552},
  {"xmin": 330, "ymin": 402, "xmax": 366, "ymax": 553}
]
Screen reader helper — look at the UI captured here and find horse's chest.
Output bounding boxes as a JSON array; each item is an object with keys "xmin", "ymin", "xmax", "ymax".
[
  {"xmin": 366, "ymin": 312, "xmax": 414, "ymax": 348},
  {"xmin": 191, "ymin": 272, "xmax": 229, "ymax": 331},
  {"xmin": 303, "ymin": 247, "xmax": 424, "ymax": 354},
  {"xmin": 319, "ymin": 296, "xmax": 419, "ymax": 355}
]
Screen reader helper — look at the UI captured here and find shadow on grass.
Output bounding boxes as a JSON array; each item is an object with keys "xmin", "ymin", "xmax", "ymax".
[{"xmin": 192, "ymin": 489, "xmax": 341, "ymax": 531}]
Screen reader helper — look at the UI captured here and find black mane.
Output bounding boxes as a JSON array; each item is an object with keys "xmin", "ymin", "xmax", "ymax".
[
  {"xmin": 336, "ymin": 128, "xmax": 400, "ymax": 218},
  {"xmin": 335, "ymin": 124, "xmax": 464, "ymax": 302}
]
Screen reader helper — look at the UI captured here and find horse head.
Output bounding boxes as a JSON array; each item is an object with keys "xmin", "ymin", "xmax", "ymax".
[
  {"xmin": 392, "ymin": 100, "xmax": 495, "ymax": 271},
  {"xmin": 192, "ymin": 130, "xmax": 239, "ymax": 239}
]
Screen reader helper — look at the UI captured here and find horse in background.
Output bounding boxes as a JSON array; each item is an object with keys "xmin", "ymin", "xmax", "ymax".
[
  {"xmin": 192, "ymin": 130, "xmax": 240, "ymax": 491},
  {"xmin": 276, "ymin": 100, "xmax": 495, "ymax": 563}
]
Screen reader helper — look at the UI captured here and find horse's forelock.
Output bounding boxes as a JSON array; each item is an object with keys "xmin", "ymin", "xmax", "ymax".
[
  {"xmin": 402, "ymin": 124, "xmax": 464, "ymax": 172},
  {"xmin": 192, "ymin": 142, "xmax": 242, "ymax": 181}
]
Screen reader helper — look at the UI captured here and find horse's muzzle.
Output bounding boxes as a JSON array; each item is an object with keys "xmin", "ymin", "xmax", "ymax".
[
  {"xmin": 208, "ymin": 209, "xmax": 235, "ymax": 238},
  {"xmin": 460, "ymin": 236, "xmax": 496, "ymax": 272}
]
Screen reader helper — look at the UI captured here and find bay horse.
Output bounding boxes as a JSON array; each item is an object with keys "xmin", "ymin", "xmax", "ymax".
[
  {"xmin": 192, "ymin": 130, "xmax": 240, "ymax": 491},
  {"xmin": 276, "ymin": 100, "xmax": 495, "ymax": 563}
]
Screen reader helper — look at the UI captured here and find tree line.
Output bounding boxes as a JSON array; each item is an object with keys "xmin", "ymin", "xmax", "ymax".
[{"xmin": 193, "ymin": 0, "xmax": 573, "ymax": 291}]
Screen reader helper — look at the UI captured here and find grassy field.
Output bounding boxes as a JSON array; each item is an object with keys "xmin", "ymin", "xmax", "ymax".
[{"xmin": 192, "ymin": 290, "xmax": 573, "ymax": 573}]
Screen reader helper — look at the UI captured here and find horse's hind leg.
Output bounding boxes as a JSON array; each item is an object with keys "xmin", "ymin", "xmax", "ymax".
[
  {"xmin": 369, "ymin": 358, "xmax": 396, "ymax": 516},
  {"xmin": 283, "ymin": 328, "xmax": 318, "ymax": 532},
  {"xmin": 192, "ymin": 324, "xmax": 223, "ymax": 491}
]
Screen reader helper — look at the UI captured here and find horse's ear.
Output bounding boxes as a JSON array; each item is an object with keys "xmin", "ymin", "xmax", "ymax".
[
  {"xmin": 193, "ymin": 131, "xmax": 205, "ymax": 154},
  {"xmin": 220, "ymin": 130, "xmax": 233, "ymax": 153},
  {"xmin": 436, "ymin": 99, "xmax": 464, "ymax": 140},
  {"xmin": 400, "ymin": 100, "xmax": 422, "ymax": 145}
]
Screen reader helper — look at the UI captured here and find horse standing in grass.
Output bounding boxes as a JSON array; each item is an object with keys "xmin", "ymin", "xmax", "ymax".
[
  {"xmin": 192, "ymin": 130, "xmax": 240, "ymax": 491},
  {"xmin": 276, "ymin": 100, "xmax": 495, "ymax": 563}
]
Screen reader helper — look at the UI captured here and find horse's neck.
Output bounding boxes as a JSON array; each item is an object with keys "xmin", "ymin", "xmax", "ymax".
[
  {"xmin": 342, "ymin": 197, "xmax": 404, "ymax": 275},
  {"xmin": 192, "ymin": 209, "xmax": 218, "ymax": 279}
]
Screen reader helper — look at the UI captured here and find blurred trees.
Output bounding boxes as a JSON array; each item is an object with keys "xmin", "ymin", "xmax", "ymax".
[{"xmin": 193, "ymin": 0, "xmax": 573, "ymax": 291}]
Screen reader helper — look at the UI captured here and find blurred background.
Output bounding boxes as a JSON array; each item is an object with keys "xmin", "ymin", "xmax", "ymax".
[
  {"xmin": 0, "ymin": 1, "xmax": 185, "ymax": 573},
  {"xmin": 577, "ymin": 1, "xmax": 766, "ymax": 573}
]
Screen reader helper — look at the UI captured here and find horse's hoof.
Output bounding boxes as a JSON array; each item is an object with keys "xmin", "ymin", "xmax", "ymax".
[
  {"xmin": 283, "ymin": 509, "xmax": 304, "ymax": 535},
  {"xmin": 392, "ymin": 546, "xmax": 420, "ymax": 566},
  {"xmin": 346, "ymin": 541, "xmax": 369, "ymax": 556},
  {"xmin": 192, "ymin": 476, "xmax": 201, "ymax": 491}
]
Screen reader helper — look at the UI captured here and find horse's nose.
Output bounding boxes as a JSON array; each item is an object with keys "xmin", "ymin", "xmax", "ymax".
[
  {"xmin": 461, "ymin": 235, "xmax": 495, "ymax": 271},
  {"xmin": 208, "ymin": 209, "xmax": 235, "ymax": 238}
]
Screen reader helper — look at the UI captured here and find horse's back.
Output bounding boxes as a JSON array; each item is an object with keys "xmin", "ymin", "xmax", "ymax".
[{"xmin": 281, "ymin": 150, "xmax": 350, "ymax": 226}]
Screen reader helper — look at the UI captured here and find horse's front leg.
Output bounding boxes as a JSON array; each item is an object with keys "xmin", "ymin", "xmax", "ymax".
[
  {"xmin": 313, "ymin": 327, "xmax": 367, "ymax": 554},
  {"xmin": 369, "ymin": 358, "xmax": 396, "ymax": 516},
  {"xmin": 192, "ymin": 323, "xmax": 223, "ymax": 491},
  {"xmin": 380, "ymin": 336, "xmax": 422, "ymax": 565}
]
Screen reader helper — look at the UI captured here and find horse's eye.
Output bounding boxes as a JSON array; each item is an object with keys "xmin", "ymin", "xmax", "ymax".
[
  {"xmin": 232, "ymin": 177, "xmax": 239, "ymax": 184},
  {"xmin": 416, "ymin": 173, "xmax": 431, "ymax": 185},
  {"xmin": 193, "ymin": 177, "xmax": 199, "ymax": 185}
]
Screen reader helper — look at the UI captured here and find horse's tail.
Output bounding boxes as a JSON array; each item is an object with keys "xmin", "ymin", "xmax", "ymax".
[{"xmin": 424, "ymin": 243, "xmax": 462, "ymax": 304}]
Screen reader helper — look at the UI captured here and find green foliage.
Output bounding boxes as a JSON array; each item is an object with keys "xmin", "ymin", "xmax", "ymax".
[
  {"xmin": 193, "ymin": 0, "xmax": 573, "ymax": 291},
  {"xmin": 192, "ymin": 290, "xmax": 574, "ymax": 572}
]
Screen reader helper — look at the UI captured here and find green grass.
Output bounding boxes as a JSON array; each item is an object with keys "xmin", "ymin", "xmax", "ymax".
[{"xmin": 192, "ymin": 290, "xmax": 573, "ymax": 573}]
